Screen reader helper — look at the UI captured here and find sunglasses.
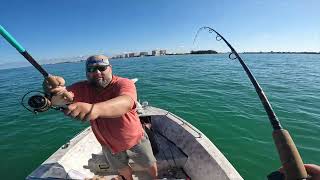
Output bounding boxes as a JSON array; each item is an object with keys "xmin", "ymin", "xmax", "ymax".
[{"xmin": 87, "ymin": 65, "xmax": 109, "ymax": 73}]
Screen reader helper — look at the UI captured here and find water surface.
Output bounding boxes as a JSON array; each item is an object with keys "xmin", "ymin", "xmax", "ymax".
[{"xmin": 0, "ymin": 54, "xmax": 319, "ymax": 179}]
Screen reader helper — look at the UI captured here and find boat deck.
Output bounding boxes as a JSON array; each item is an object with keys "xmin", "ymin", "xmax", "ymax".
[
  {"xmin": 27, "ymin": 106, "xmax": 243, "ymax": 180},
  {"xmin": 86, "ymin": 129, "xmax": 190, "ymax": 180},
  {"xmin": 27, "ymin": 127, "xmax": 189, "ymax": 179}
]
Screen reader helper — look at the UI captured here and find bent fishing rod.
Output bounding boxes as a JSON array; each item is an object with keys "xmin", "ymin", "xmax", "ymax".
[
  {"xmin": 194, "ymin": 27, "xmax": 308, "ymax": 180},
  {"xmin": 0, "ymin": 25, "xmax": 73, "ymax": 113}
]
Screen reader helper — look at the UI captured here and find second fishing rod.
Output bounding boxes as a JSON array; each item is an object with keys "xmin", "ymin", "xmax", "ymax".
[{"xmin": 194, "ymin": 26, "xmax": 308, "ymax": 180}]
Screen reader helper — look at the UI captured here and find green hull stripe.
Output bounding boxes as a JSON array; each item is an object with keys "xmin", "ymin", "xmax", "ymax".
[{"xmin": 0, "ymin": 25, "xmax": 26, "ymax": 53}]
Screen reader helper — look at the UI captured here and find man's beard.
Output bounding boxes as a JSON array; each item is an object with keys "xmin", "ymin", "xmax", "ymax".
[{"xmin": 89, "ymin": 78, "xmax": 110, "ymax": 88}]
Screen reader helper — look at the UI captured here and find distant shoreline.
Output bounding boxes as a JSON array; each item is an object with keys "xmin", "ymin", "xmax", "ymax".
[
  {"xmin": 45, "ymin": 52, "xmax": 320, "ymax": 64},
  {"xmin": 163, "ymin": 52, "xmax": 320, "ymax": 56},
  {"xmin": 241, "ymin": 51, "xmax": 320, "ymax": 54},
  {"xmin": 1, "ymin": 52, "xmax": 319, "ymax": 70},
  {"xmin": 110, "ymin": 50, "xmax": 319, "ymax": 60}
]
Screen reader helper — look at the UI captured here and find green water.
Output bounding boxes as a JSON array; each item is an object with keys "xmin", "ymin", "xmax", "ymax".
[{"xmin": 0, "ymin": 54, "xmax": 319, "ymax": 179}]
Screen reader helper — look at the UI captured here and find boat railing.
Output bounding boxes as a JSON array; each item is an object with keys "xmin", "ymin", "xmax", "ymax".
[{"xmin": 166, "ymin": 111, "xmax": 202, "ymax": 138}]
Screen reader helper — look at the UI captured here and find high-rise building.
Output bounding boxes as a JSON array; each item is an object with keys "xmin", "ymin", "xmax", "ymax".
[
  {"xmin": 140, "ymin": 52, "xmax": 148, "ymax": 56},
  {"xmin": 152, "ymin": 50, "xmax": 160, "ymax": 56},
  {"xmin": 160, "ymin": 50, "xmax": 166, "ymax": 55}
]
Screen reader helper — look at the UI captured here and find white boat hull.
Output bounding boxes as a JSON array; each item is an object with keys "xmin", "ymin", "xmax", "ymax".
[{"xmin": 26, "ymin": 106, "xmax": 243, "ymax": 180}]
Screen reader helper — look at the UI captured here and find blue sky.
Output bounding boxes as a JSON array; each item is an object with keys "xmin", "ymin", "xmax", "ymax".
[{"xmin": 1, "ymin": 0, "xmax": 319, "ymax": 67}]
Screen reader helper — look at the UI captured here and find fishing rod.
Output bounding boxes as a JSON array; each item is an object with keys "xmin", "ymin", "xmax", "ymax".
[
  {"xmin": 194, "ymin": 27, "xmax": 308, "ymax": 180},
  {"xmin": 0, "ymin": 25, "xmax": 73, "ymax": 113}
]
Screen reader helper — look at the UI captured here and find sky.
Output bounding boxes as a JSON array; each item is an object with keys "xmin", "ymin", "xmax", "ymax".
[{"xmin": 0, "ymin": 0, "xmax": 319, "ymax": 68}]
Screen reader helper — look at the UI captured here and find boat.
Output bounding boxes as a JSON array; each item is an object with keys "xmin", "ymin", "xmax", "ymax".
[{"xmin": 26, "ymin": 101, "xmax": 243, "ymax": 180}]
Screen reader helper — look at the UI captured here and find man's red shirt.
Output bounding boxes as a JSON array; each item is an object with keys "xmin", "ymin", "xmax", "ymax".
[{"xmin": 67, "ymin": 75, "xmax": 143, "ymax": 153}]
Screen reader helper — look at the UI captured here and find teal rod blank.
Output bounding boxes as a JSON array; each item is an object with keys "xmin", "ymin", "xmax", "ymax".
[
  {"xmin": 0, "ymin": 25, "xmax": 49, "ymax": 77},
  {"xmin": 0, "ymin": 25, "xmax": 26, "ymax": 53}
]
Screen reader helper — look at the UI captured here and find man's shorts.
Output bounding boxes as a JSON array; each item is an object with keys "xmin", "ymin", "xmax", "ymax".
[{"xmin": 102, "ymin": 131, "xmax": 157, "ymax": 170}]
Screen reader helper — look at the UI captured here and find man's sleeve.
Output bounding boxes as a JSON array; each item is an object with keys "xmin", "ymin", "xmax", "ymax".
[
  {"xmin": 66, "ymin": 82, "xmax": 84, "ymax": 102},
  {"xmin": 116, "ymin": 78, "xmax": 137, "ymax": 109}
]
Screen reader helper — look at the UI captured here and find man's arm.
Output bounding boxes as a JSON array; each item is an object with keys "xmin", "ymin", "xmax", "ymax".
[
  {"xmin": 64, "ymin": 95, "xmax": 134, "ymax": 121},
  {"xmin": 91, "ymin": 77, "xmax": 137, "ymax": 119},
  {"xmin": 93, "ymin": 94, "xmax": 134, "ymax": 118}
]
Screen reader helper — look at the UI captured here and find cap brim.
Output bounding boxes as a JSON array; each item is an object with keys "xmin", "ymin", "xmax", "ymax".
[{"xmin": 86, "ymin": 60, "xmax": 109, "ymax": 66}]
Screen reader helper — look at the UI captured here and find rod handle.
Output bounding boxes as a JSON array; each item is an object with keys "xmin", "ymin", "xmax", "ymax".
[
  {"xmin": 273, "ymin": 129, "xmax": 308, "ymax": 180},
  {"xmin": 46, "ymin": 75, "xmax": 74, "ymax": 102}
]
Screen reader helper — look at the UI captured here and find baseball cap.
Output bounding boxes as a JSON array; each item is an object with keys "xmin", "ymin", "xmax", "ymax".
[{"xmin": 86, "ymin": 55, "xmax": 110, "ymax": 67}]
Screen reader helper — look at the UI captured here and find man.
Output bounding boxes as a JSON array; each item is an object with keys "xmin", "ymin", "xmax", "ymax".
[{"xmin": 43, "ymin": 55, "xmax": 157, "ymax": 180}]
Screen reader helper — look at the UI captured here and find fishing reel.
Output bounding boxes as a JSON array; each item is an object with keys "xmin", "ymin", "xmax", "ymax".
[{"xmin": 21, "ymin": 91, "xmax": 62, "ymax": 114}]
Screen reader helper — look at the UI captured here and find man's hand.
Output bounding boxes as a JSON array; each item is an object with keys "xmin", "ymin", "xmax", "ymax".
[
  {"xmin": 51, "ymin": 90, "xmax": 74, "ymax": 106},
  {"xmin": 305, "ymin": 164, "xmax": 320, "ymax": 180},
  {"xmin": 43, "ymin": 75, "xmax": 74, "ymax": 103},
  {"xmin": 278, "ymin": 164, "xmax": 320, "ymax": 180},
  {"xmin": 64, "ymin": 102, "xmax": 99, "ymax": 121},
  {"xmin": 43, "ymin": 75, "xmax": 66, "ymax": 94}
]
